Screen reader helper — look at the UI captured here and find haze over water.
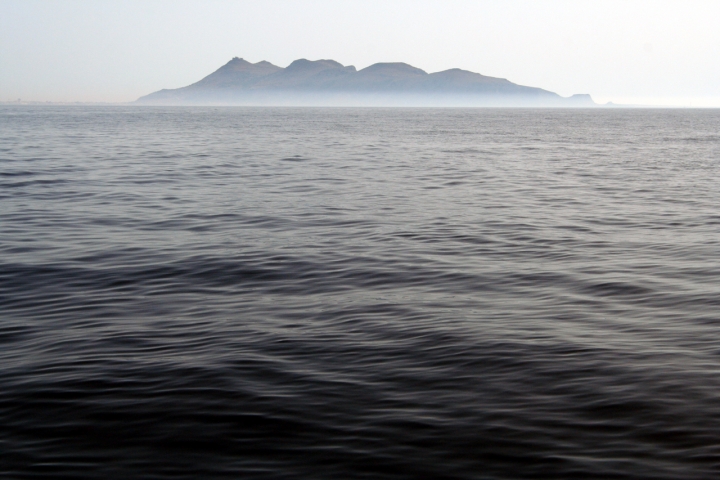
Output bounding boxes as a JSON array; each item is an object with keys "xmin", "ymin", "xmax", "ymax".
[{"xmin": 1, "ymin": 106, "xmax": 720, "ymax": 478}]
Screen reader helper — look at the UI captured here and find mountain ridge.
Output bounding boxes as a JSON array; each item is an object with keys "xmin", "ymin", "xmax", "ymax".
[{"xmin": 137, "ymin": 57, "xmax": 596, "ymax": 106}]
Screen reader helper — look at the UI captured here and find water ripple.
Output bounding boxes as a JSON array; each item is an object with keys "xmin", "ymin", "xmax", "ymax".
[{"xmin": 1, "ymin": 106, "xmax": 720, "ymax": 479}]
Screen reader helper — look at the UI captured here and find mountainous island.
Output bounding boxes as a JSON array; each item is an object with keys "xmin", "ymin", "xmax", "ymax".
[{"xmin": 137, "ymin": 57, "xmax": 595, "ymax": 107}]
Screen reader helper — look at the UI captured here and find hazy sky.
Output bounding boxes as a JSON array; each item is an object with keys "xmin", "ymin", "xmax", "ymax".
[{"xmin": 2, "ymin": 0, "xmax": 719, "ymax": 106}]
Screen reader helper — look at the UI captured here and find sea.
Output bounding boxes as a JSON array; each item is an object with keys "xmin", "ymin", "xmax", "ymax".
[{"xmin": 1, "ymin": 106, "xmax": 719, "ymax": 479}]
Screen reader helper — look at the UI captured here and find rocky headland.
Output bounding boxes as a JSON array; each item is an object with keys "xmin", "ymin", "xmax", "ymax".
[{"xmin": 137, "ymin": 57, "xmax": 596, "ymax": 107}]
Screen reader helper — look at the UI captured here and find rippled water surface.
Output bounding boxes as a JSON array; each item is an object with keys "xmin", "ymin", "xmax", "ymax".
[{"xmin": 1, "ymin": 106, "xmax": 720, "ymax": 479}]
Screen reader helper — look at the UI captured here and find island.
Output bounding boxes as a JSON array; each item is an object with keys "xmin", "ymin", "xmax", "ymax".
[{"xmin": 136, "ymin": 57, "xmax": 596, "ymax": 107}]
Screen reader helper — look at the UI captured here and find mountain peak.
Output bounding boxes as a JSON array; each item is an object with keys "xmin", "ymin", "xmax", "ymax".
[
  {"xmin": 190, "ymin": 57, "xmax": 282, "ymax": 88},
  {"xmin": 286, "ymin": 59, "xmax": 347, "ymax": 72},
  {"xmin": 359, "ymin": 63, "xmax": 427, "ymax": 76},
  {"xmin": 215, "ymin": 57, "xmax": 280, "ymax": 73}
]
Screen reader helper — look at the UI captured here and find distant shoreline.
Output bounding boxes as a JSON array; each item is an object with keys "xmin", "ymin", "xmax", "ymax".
[{"xmin": 1, "ymin": 101, "xmax": 713, "ymax": 108}]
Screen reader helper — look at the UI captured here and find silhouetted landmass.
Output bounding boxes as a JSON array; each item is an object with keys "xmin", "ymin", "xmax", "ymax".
[{"xmin": 137, "ymin": 57, "xmax": 596, "ymax": 106}]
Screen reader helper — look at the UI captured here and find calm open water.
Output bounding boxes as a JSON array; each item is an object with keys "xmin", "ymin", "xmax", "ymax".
[{"xmin": 1, "ymin": 106, "xmax": 720, "ymax": 479}]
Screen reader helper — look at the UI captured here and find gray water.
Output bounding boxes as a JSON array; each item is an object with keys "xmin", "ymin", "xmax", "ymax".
[{"xmin": 1, "ymin": 106, "xmax": 719, "ymax": 479}]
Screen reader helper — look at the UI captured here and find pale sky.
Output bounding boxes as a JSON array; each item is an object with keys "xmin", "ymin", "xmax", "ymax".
[{"xmin": 2, "ymin": 0, "xmax": 719, "ymax": 106}]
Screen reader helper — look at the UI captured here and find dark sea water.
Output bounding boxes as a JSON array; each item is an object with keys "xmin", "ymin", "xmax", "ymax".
[{"xmin": 1, "ymin": 106, "xmax": 720, "ymax": 479}]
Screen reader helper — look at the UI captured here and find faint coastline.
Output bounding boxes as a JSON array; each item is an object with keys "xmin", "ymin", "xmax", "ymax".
[
  {"xmin": 0, "ymin": 100, "xmax": 126, "ymax": 106},
  {"xmin": 0, "ymin": 58, "xmax": 702, "ymax": 108},
  {"xmin": 0, "ymin": 100, "xmax": 702, "ymax": 108}
]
